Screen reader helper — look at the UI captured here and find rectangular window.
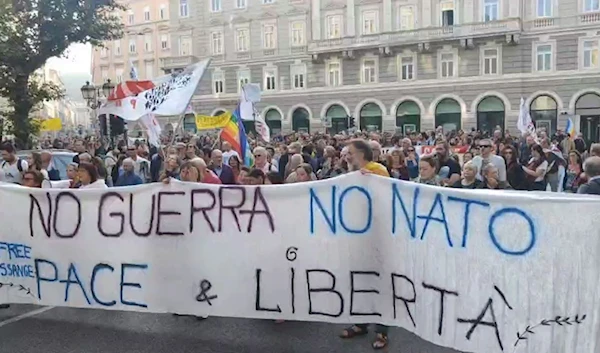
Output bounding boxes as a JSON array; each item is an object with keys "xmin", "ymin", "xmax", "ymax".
[
  {"xmin": 537, "ymin": 0, "xmax": 552, "ymax": 17},
  {"xmin": 536, "ymin": 44, "xmax": 552, "ymax": 71},
  {"xmin": 583, "ymin": 40, "xmax": 599, "ymax": 68},
  {"xmin": 291, "ymin": 64, "xmax": 306, "ymax": 89},
  {"xmin": 264, "ymin": 69, "xmax": 277, "ymax": 91},
  {"xmin": 238, "ymin": 70, "xmax": 251, "ymax": 91},
  {"xmin": 584, "ymin": 0, "xmax": 600, "ymax": 12},
  {"xmin": 116, "ymin": 68, "xmax": 124, "ymax": 83},
  {"xmin": 362, "ymin": 10, "xmax": 378, "ymax": 35},
  {"xmin": 160, "ymin": 35, "xmax": 169, "ymax": 50},
  {"xmin": 114, "ymin": 40, "xmax": 121, "ymax": 55},
  {"xmin": 145, "ymin": 62, "xmax": 154, "ymax": 79},
  {"xmin": 211, "ymin": 32, "xmax": 223, "ymax": 54},
  {"xmin": 129, "ymin": 38, "xmax": 136, "ymax": 54},
  {"xmin": 211, "ymin": 0, "xmax": 221, "ymax": 12},
  {"xmin": 236, "ymin": 0, "xmax": 246, "ymax": 8},
  {"xmin": 399, "ymin": 6, "xmax": 415, "ymax": 30},
  {"xmin": 179, "ymin": 36, "xmax": 191, "ymax": 56},
  {"xmin": 400, "ymin": 56, "xmax": 414, "ymax": 80},
  {"xmin": 127, "ymin": 10, "xmax": 134, "ymax": 24},
  {"xmin": 440, "ymin": 52, "xmax": 455, "ymax": 77},
  {"xmin": 159, "ymin": 4, "xmax": 166, "ymax": 19},
  {"xmin": 144, "ymin": 7, "xmax": 150, "ymax": 21},
  {"xmin": 179, "ymin": 0, "xmax": 188, "ymax": 17},
  {"xmin": 101, "ymin": 68, "xmax": 109, "ymax": 81},
  {"xmin": 236, "ymin": 28, "xmax": 249, "ymax": 52},
  {"xmin": 327, "ymin": 61, "xmax": 341, "ymax": 86},
  {"xmin": 263, "ymin": 24, "xmax": 276, "ymax": 49},
  {"xmin": 441, "ymin": 1, "xmax": 454, "ymax": 26},
  {"xmin": 327, "ymin": 15, "xmax": 342, "ymax": 39},
  {"xmin": 483, "ymin": 0, "xmax": 499, "ymax": 21},
  {"xmin": 362, "ymin": 59, "xmax": 377, "ymax": 83},
  {"xmin": 483, "ymin": 48, "xmax": 499, "ymax": 74},
  {"xmin": 291, "ymin": 21, "xmax": 305, "ymax": 46},
  {"xmin": 213, "ymin": 71, "xmax": 224, "ymax": 94},
  {"xmin": 100, "ymin": 47, "xmax": 108, "ymax": 57},
  {"xmin": 144, "ymin": 35, "xmax": 152, "ymax": 52}
]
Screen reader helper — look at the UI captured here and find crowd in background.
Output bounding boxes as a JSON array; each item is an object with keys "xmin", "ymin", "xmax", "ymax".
[{"xmin": 0, "ymin": 125, "xmax": 599, "ymax": 196}]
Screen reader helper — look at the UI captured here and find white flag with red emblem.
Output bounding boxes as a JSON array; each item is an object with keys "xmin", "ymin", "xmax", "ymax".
[
  {"xmin": 140, "ymin": 114, "xmax": 162, "ymax": 147},
  {"xmin": 98, "ymin": 59, "xmax": 211, "ymax": 121}
]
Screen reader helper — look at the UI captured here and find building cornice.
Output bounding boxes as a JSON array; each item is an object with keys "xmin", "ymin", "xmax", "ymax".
[{"xmin": 192, "ymin": 70, "xmax": 600, "ymax": 102}]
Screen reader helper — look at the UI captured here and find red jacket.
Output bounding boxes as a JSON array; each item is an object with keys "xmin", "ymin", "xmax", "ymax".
[{"xmin": 202, "ymin": 170, "xmax": 222, "ymax": 184}]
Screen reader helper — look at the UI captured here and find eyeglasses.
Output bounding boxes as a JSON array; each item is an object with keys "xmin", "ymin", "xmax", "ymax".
[{"xmin": 407, "ymin": 149, "xmax": 415, "ymax": 152}]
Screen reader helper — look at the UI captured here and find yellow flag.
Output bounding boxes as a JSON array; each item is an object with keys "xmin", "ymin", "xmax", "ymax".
[
  {"xmin": 40, "ymin": 118, "xmax": 62, "ymax": 132},
  {"xmin": 195, "ymin": 111, "xmax": 231, "ymax": 130}
]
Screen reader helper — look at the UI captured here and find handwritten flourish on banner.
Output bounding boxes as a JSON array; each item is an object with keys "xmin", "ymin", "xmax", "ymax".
[{"xmin": 1, "ymin": 173, "xmax": 599, "ymax": 353}]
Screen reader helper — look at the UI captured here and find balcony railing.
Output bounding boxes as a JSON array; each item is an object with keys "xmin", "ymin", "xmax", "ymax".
[
  {"xmin": 308, "ymin": 18, "xmax": 521, "ymax": 53},
  {"xmin": 160, "ymin": 55, "xmax": 197, "ymax": 70},
  {"xmin": 523, "ymin": 12, "xmax": 600, "ymax": 30}
]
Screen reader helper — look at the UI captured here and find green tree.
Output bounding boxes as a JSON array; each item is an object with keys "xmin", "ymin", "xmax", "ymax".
[{"xmin": 0, "ymin": 0, "xmax": 123, "ymax": 147}]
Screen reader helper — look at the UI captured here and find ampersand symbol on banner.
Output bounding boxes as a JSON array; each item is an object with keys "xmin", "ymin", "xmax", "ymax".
[{"xmin": 196, "ymin": 280, "xmax": 218, "ymax": 306}]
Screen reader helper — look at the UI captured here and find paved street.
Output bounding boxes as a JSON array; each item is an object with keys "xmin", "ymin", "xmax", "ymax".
[{"xmin": 0, "ymin": 305, "xmax": 462, "ymax": 353}]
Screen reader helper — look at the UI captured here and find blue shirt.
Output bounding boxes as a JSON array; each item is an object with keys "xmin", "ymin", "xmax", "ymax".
[{"xmin": 115, "ymin": 171, "xmax": 143, "ymax": 187}]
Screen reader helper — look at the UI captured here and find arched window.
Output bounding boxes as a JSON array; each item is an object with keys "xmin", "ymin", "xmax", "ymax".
[
  {"xmin": 435, "ymin": 98, "xmax": 461, "ymax": 132},
  {"xmin": 242, "ymin": 121, "xmax": 256, "ymax": 135},
  {"xmin": 292, "ymin": 107, "xmax": 310, "ymax": 133},
  {"xmin": 530, "ymin": 95, "xmax": 557, "ymax": 136},
  {"xmin": 575, "ymin": 92, "xmax": 600, "ymax": 143},
  {"xmin": 183, "ymin": 113, "xmax": 197, "ymax": 133},
  {"xmin": 396, "ymin": 101, "xmax": 421, "ymax": 134},
  {"xmin": 359, "ymin": 103, "xmax": 382, "ymax": 132},
  {"xmin": 325, "ymin": 105, "xmax": 348, "ymax": 134},
  {"xmin": 476, "ymin": 96, "xmax": 505, "ymax": 135},
  {"xmin": 265, "ymin": 109, "xmax": 282, "ymax": 135}
]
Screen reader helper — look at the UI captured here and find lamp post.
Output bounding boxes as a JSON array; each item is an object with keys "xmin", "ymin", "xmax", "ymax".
[{"xmin": 80, "ymin": 79, "xmax": 115, "ymax": 137}]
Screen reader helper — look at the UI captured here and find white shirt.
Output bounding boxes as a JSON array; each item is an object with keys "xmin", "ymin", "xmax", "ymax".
[
  {"xmin": 223, "ymin": 150, "xmax": 240, "ymax": 166},
  {"xmin": 81, "ymin": 179, "xmax": 107, "ymax": 189},
  {"xmin": 0, "ymin": 158, "xmax": 29, "ymax": 184},
  {"xmin": 132, "ymin": 156, "xmax": 149, "ymax": 181},
  {"xmin": 472, "ymin": 154, "xmax": 507, "ymax": 182}
]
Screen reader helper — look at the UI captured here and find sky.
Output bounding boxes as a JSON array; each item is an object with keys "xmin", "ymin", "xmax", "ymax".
[{"xmin": 45, "ymin": 43, "xmax": 92, "ymax": 74}]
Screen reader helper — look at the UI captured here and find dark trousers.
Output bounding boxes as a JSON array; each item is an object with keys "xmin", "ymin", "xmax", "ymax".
[{"xmin": 356, "ymin": 324, "xmax": 388, "ymax": 334}]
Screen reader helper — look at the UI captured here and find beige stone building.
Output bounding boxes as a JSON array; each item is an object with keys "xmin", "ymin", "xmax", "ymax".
[
  {"xmin": 91, "ymin": 0, "xmax": 171, "ymax": 85},
  {"xmin": 156, "ymin": 0, "xmax": 600, "ymax": 143}
]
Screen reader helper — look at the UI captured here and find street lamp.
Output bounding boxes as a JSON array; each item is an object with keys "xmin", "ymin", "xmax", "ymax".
[
  {"xmin": 80, "ymin": 79, "xmax": 115, "ymax": 109},
  {"xmin": 80, "ymin": 79, "xmax": 116, "ymax": 138}
]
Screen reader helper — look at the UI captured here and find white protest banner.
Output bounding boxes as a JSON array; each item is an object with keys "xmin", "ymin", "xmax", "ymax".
[
  {"xmin": 98, "ymin": 59, "xmax": 211, "ymax": 121},
  {"xmin": 1, "ymin": 174, "xmax": 599, "ymax": 353}
]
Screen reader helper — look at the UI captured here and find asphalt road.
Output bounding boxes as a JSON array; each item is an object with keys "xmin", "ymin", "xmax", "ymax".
[{"xmin": 0, "ymin": 305, "xmax": 462, "ymax": 353}]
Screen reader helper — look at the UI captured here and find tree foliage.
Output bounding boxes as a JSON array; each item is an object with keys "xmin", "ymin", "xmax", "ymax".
[{"xmin": 0, "ymin": 0, "xmax": 124, "ymax": 147}]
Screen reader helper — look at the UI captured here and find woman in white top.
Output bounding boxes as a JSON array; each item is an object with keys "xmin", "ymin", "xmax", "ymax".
[
  {"xmin": 27, "ymin": 152, "xmax": 49, "ymax": 180},
  {"xmin": 522, "ymin": 144, "xmax": 548, "ymax": 191},
  {"xmin": 77, "ymin": 162, "xmax": 107, "ymax": 189}
]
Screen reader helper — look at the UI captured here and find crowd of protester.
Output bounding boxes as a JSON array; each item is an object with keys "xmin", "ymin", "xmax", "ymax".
[
  {"xmin": 1, "ymin": 126, "xmax": 599, "ymax": 196},
  {"xmin": 0, "ymin": 126, "xmax": 599, "ymax": 348}
]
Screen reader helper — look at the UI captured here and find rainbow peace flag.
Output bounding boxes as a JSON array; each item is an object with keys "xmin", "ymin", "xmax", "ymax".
[
  {"xmin": 220, "ymin": 107, "xmax": 254, "ymax": 167},
  {"xmin": 566, "ymin": 118, "xmax": 576, "ymax": 139}
]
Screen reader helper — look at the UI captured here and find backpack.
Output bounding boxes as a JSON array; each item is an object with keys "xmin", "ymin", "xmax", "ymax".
[{"xmin": 2, "ymin": 158, "xmax": 25, "ymax": 173}]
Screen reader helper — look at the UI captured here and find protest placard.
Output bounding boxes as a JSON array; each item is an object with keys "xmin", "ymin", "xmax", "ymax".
[{"xmin": 1, "ymin": 173, "xmax": 599, "ymax": 353}]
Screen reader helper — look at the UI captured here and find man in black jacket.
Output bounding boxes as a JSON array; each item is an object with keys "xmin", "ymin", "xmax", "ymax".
[{"xmin": 578, "ymin": 156, "xmax": 600, "ymax": 195}]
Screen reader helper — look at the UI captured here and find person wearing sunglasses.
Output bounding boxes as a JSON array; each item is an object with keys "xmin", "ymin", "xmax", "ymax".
[{"xmin": 471, "ymin": 139, "xmax": 507, "ymax": 184}]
